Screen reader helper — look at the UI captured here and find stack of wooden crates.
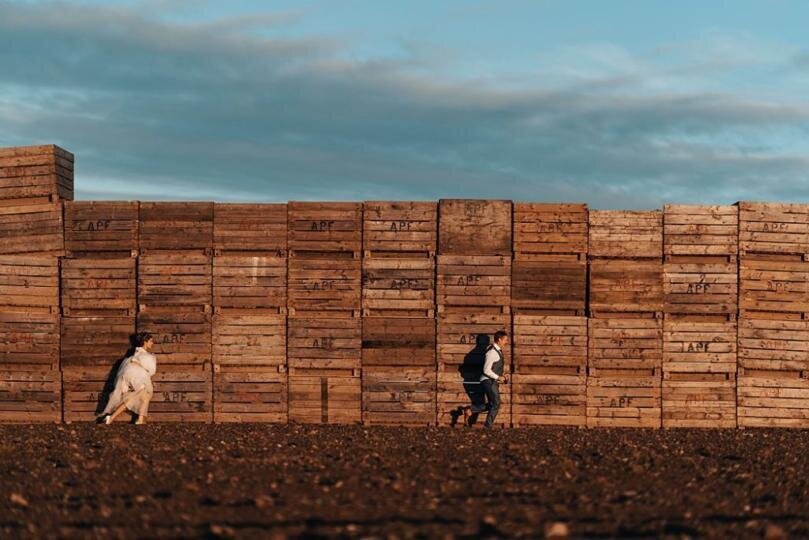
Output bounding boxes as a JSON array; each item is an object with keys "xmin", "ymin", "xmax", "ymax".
[
  {"xmin": 361, "ymin": 202, "xmax": 437, "ymax": 425},
  {"xmin": 287, "ymin": 203, "xmax": 362, "ymax": 423},
  {"xmin": 587, "ymin": 211, "xmax": 664, "ymax": 427},
  {"xmin": 132, "ymin": 202, "xmax": 214, "ymax": 421},
  {"xmin": 212, "ymin": 204, "xmax": 288, "ymax": 422},
  {"xmin": 436, "ymin": 200, "xmax": 512, "ymax": 427},
  {"xmin": 0, "ymin": 145, "xmax": 70, "ymax": 422},
  {"xmin": 662, "ymin": 205, "xmax": 738, "ymax": 427},
  {"xmin": 511, "ymin": 204, "xmax": 588, "ymax": 426},
  {"xmin": 60, "ymin": 201, "xmax": 139, "ymax": 421},
  {"xmin": 737, "ymin": 203, "xmax": 809, "ymax": 427}
]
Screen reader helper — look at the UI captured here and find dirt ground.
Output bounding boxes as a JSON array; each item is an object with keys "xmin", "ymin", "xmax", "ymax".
[{"xmin": 0, "ymin": 424, "xmax": 807, "ymax": 539}]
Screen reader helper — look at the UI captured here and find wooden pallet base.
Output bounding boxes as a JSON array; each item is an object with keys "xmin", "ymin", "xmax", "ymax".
[
  {"xmin": 738, "ymin": 368, "xmax": 809, "ymax": 428},
  {"xmin": 362, "ymin": 367, "xmax": 435, "ymax": 426},
  {"xmin": 213, "ymin": 369, "xmax": 287, "ymax": 423},
  {"xmin": 288, "ymin": 371, "xmax": 361, "ymax": 424},
  {"xmin": 586, "ymin": 370, "xmax": 662, "ymax": 428},
  {"xmin": 662, "ymin": 372, "xmax": 736, "ymax": 428},
  {"xmin": 511, "ymin": 371, "xmax": 586, "ymax": 427},
  {"xmin": 0, "ymin": 370, "xmax": 61, "ymax": 423}
]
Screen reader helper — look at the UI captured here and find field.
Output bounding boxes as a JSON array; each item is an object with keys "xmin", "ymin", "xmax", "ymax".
[{"xmin": 1, "ymin": 425, "xmax": 806, "ymax": 538}]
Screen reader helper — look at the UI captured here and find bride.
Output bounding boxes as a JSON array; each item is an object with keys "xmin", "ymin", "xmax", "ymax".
[{"xmin": 99, "ymin": 332, "xmax": 157, "ymax": 425}]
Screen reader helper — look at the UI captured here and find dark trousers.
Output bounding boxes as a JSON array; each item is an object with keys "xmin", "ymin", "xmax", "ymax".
[{"xmin": 471, "ymin": 379, "xmax": 500, "ymax": 428}]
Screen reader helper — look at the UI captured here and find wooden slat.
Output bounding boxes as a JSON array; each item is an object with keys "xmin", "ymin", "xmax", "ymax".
[{"xmin": 438, "ymin": 199, "xmax": 512, "ymax": 256}]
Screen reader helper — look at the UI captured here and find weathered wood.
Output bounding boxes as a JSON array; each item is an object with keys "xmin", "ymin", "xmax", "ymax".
[
  {"xmin": 589, "ymin": 259, "xmax": 663, "ymax": 314},
  {"xmin": 739, "ymin": 255, "xmax": 808, "ymax": 316},
  {"xmin": 288, "ymin": 253, "xmax": 361, "ymax": 315},
  {"xmin": 513, "ymin": 315, "xmax": 587, "ymax": 370},
  {"xmin": 512, "ymin": 259, "xmax": 586, "ymax": 314},
  {"xmin": 61, "ymin": 258, "xmax": 136, "ymax": 317},
  {"xmin": 0, "ymin": 255, "xmax": 59, "ymax": 313},
  {"xmin": 0, "ymin": 312, "xmax": 59, "ymax": 370},
  {"xmin": 213, "ymin": 203, "xmax": 287, "ymax": 253},
  {"xmin": 738, "ymin": 367, "xmax": 809, "ymax": 428},
  {"xmin": 738, "ymin": 201, "xmax": 809, "ymax": 255},
  {"xmin": 0, "ymin": 145, "xmax": 73, "ymax": 204},
  {"xmin": 212, "ymin": 314, "xmax": 286, "ymax": 368},
  {"xmin": 0, "ymin": 370, "xmax": 61, "ymax": 423},
  {"xmin": 136, "ymin": 312, "xmax": 212, "ymax": 369},
  {"xmin": 64, "ymin": 201, "xmax": 139, "ymax": 255},
  {"xmin": 213, "ymin": 368, "xmax": 287, "ymax": 423},
  {"xmin": 589, "ymin": 210, "xmax": 662, "ymax": 258},
  {"xmin": 511, "ymin": 369, "xmax": 586, "ymax": 427},
  {"xmin": 60, "ymin": 317, "xmax": 135, "ymax": 368},
  {"xmin": 663, "ymin": 320, "xmax": 737, "ymax": 373},
  {"xmin": 586, "ymin": 368, "xmax": 662, "ymax": 428},
  {"xmin": 288, "ymin": 202, "xmax": 362, "ymax": 253},
  {"xmin": 664, "ymin": 205, "xmax": 738, "ymax": 257},
  {"xmin": 437, "ymin": 313, "xmax": 511, "ymax": 371},
  {"xmin": 513, "ymin": 203, "xmax": 587, "ymax": 255},
  {"xmin": 362, "ymin": 256, "xmax": 434, "ymax": 317},
  {"xmin": 588, "ymin": 318, "xmax": 662, "ymax": 371},
  {"xmin": 664, "ymin": 260, "xmax": 737, "ymax": 315},
  {"xmin": 437, "ymin": 255, "xmax": 511, "ymax": 314},
  {"xmin": 438, "ymin": 199, "xmax": 512, "ymax": 256},
  {"xmin": 138, "ymin": 252, "xmax": 212, "ymax": 312},
  {"xmin": 363, "ymin": 201, "xmax": 437, "ymax": 254},
  {"xmin": 0, "ymin": 203, "xmax": 64, "ymax": 255},
  {"xmin": 288, "ymin": 370, "xmax": 361, "ymax": 424},
  {"xmin": 662, "ymin": 371, "xmax": 736, "ymax": 428},
  {"xmin": 362, "ymin": 317, "xmax": 435, "ymax": 367},
  {"xmin": 139, "ymin": 202, "xmax": 213, "ymax": 251},
  {"xmin": 288, "ymin": 317, "xmax": 361, "ymax": 370},
  {"xmin": 737, "ymin": 318, "xmax": 809, "ymax": 371},
  {"xmin": 362, "ymin": 366, "xmax": 435, "ymax": 426},
  {"xmin": 213, "ymin": 254, "xmax": 286, "ymax": 313},
  {"xmin": 62, "ymin": 367, "xmax": 212, "ymax": 423}
]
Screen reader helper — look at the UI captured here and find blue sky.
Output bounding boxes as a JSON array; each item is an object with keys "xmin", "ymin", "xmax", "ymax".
[{"xmin": 1, "ymin": 0, "xmax": 808, "ymax": 207}]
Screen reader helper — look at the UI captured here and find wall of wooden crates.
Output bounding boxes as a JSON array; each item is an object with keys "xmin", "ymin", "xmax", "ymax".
[{"xmin": 4, "ymin": 144, "xmax": 809, "ymax": 428}]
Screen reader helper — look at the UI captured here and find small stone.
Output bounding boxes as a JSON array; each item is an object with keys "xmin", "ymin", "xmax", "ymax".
[
  {"xmin": 545, "ymin": 522, "xmax": 570, "ymax": 538},
  {"xmin": 10, "ymin": 493, "xmax": 28, "ymax": 507},
  {"xmin": 764, "ymin": 524, "xmax": 787, "ymax": 540},
  {"xmin": 482, "ymin": 514, "xmax": 497, "ymax": 526}
]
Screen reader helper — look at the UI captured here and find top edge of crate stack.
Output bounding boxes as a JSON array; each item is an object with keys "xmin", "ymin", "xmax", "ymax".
[
  {"xmin": 664, "ymin": 205, "xmax": 738, "ymax": 261},
  {"xmin": 737, "ymin": 201, "xmax": 809, "ymax": 259},
  {"xmin": 513, "ymin": 203, "xmax": 588, "ymax": 261},
  {"xmin": 589, "ymin": 210, "xmax": 662, "ymax": 259},
  {"xmin": 213, "ymin": 203, "xmax": 287, "ymax": 256},
  {"xmin": 288, "ymin": 202, "xmax": 362, "ymax": 256},
  {"xmin": 139, "ymin": 202, "xmax": 214, "ymax": 254},
  {"xmin": 363, "ymin": 201, "xmax": 437, "ymax": 257},
  {"xmin": 64, "ymin": 201, "xmax": 139, "ymax": 258},
  {"xmin": 438, "ymin": 199, "xmax": 512, "ymax": 256},
  {"xmin": 0, "ymin": 145, "xmax": 74, "ymax": 207}
]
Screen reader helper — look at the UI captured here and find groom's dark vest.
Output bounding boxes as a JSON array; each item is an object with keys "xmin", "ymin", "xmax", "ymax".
[{"xmin": 488, "ymin": 346, "xmax": 504, "ymax": 377}]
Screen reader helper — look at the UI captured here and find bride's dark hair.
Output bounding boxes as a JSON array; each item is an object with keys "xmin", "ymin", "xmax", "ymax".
[{"xmin": 134, "ymin": 332, "xmax": 153, "ymax": 347}]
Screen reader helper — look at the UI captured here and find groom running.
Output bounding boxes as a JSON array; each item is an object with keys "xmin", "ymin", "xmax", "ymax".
[{"xmin": 469, "ymin": 330, "xmax": 509, "ymax": 428}]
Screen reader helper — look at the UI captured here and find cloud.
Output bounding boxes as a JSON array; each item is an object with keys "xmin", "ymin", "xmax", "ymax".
[{"xmin": 0, "ymin": 1, "xmax": 808, "ymax": 208}]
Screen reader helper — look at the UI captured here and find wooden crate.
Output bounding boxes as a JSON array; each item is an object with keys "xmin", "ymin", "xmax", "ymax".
[
  {"xmin": 288, "ymin": 253, "xmax": 360, "ymax": 316},
  {"xmin": 588, "ymin": 317, "xmax": 662, "ymax": 371},
  {"xmin": 738, "ymin": 368, "xmax": 809, "ymax": 428},
  {"xmin": 60, "ymin": 317, "xmax": 135, "ymax": 368},
  {"xmin": 64, "ymin": 201, "xmax": 139, "ymax": 256},
  {"xmin": 136, "ymin": 312, "xmax": 211, "ymax": 369},
  {"xmin": 437, "ymin": 371, "xmax": 511, "ymax": 428},
  {"xmin": 0, "ymin": 312, "xmax": 59, "ymax": 370},
  {"xmin": 589, "ymin": 210, "xmax": 663, "ymax": 258},
  {"xmin": 664, "ymin": 259, "xmax": 737, "ymax": 315},
  {"xmin": 61, "ymin": 258, "xmax": 136, "ymax": 317},
  {"xmin": 738, "ymin": 202, "xmax": 809, "ymax": 256},
  {"xmin": 737, "ymin": 318, "xmax": 809, "ymax": 372},
  {"xmin": 362, "ymin": 366, "xmax": 436, "ymax": 426},
  {"xmin": 662, "ymin": 372, "xmax": 736, "ymax": 428},
  {"xmin": 288, "ymin": 368, "xmax": 361, "ymax": 424},
  {"xmin": 512, "ymin": 259, "xmax": 586, "ymax": 315},
  {"xmin": 589, "ymin": 259, "xmax": 663, "ymax": 315},
  {"xmin": 437, "ymin": 255, "xmax": 511, "ymax": 314},
  {"xmin": 362, "ymin": 256, "xmax": 434, "ymax": 317},
  {"xmin": 62, "ymin": 367, "xmax": 212, "ymax": 423},
  {"xmin": 0, "ymin": 144, "xmax": 73, "ymax": 205},
  {"xmin": 213, "ymin": 203, "xmax": 287, "ymax": 253},
  {"xmin": 0, "ymin": 255, "xmax": 59, "ymax": 313},
  {"xmin": 288, "ymin": 317, "xmax": 361, "ymax": 370},
  {"xmin": 513, "ymin": 315, "xmax": 587, "ymax": 370},
  {"xmin": 0, "ymin": 202, "xmax": 64, "ymax": 255},
  {"xmin": 362, "ymin": 317, "xmax": 435, "ymax": 367},
  {"xmin": 663, "ymin": 319, "xmax": 737, "ymax": 374},
  {"xmin": 739, "ymin": 255, "xmax": 808, "ymax": 317},
  {"xmin": 213, "ymin": 254, "xmax": 286, "ymax": 313},
  {"xmin": 213, "ymin": 368, "xmax": 287, "ymax": 423},
  {"xmin": 138, "ymin": 252, "xmax": 212, "ymax": 312},
  {"xmin": 363, "ymin": 201, "xmax": 437, "ymax": 255},
  {"xmin": 513, "ymin": 203, "xmax": 587, "ymax": 257},
  {"xmin": 288, "ymin": 202, "xmax": 362, "ymax": 253},
  {"xmin": 438, "ymin": 199, "xmax": 512, "ymax": 256},
  {"xmin": 664, "ymin": 205, "xmax": 738, "ymax": 257},
  {"xmin": 212, "ymin": 314, "xmax": 286, "ymax": 368},
  {"xmin": 139, "ymin": 202, "xmax": 213, "ymax": 252},
  {"xmin": 586, "ymin": 368, "xmax": 661, "ymax": 428},
  {"xmin": 0, "ymin": 370, "xmax": 61, "ymax": 423},
  {"xmin": 511, "ymin": 368, "xmax": 586, "ymax": 427}
]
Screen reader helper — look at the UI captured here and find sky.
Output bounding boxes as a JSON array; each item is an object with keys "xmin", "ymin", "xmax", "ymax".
[{"xmin": 1, "ymin": 0, "xmax": 808, "ymax": 207}]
